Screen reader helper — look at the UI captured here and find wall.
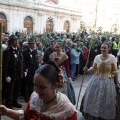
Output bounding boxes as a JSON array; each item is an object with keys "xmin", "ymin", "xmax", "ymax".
[{"xmin": 0, "ymin": 0, "xmax": 81, "ymax": 34}]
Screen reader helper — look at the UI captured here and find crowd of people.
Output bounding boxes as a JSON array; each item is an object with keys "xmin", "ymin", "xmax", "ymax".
[{"xmin": 0, "ymin": 30, "xmax": 120, "ymax": 120}]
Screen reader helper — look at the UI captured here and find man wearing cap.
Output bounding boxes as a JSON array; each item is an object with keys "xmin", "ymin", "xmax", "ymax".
[
  {"xmin": 23, "ymin": 38, "xmax": 38, "ymax": 100},
  {"xmin": 2, "ymin": 35, "xmax": 22, "ymax": 109}
]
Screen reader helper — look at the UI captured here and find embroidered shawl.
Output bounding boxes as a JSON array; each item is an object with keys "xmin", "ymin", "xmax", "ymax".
[{"xmin": 27, "ymin": 91, "xmax": 77, "ymax": 120}]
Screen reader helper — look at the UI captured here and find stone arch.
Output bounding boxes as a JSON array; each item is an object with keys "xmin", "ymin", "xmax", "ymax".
[
  {"xmin": 24, "ymin": 16, "xmax": 33, "ymax": 35},
  {"xmin": 63, "ymin": 20, "xmax": 70, "ymax": 32},
  {"xmin": 111, "ymin": 24, "xmax": 119, "ymax": 33},
  {"xmin": 0, "ymin": 12, "xmax": 7, "ymax": 32},
  {"xmin": 46, "ymin": 16, "xmax": 54, "ymax": 33},
  {"xmin": 24, "ymin": 16, "xmax": 33, "ymax": 22}
]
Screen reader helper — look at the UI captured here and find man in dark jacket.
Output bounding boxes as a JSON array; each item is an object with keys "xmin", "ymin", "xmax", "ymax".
[
  {"xmin": 23, "ymin": 38, "xmax": 38, "ymax": 100},
  {"xmin": 43, "ymin": 40, "xmax": 56, "ymax": 63},
  {"xmin": 2, "ymin": 35, "xmax": 22, "ymax": 109},
  {"xmin": 97, "ymin": 37, "xmax": 106, "ymax": 55}
]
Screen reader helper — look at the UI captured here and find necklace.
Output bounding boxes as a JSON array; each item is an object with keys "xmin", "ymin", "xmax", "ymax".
[
  {"xmin": 41, "ymin": 95, "xmax": 56, "ymax": 112},
  {"xmin": 44, "ymin": 95, "xmax": 56, "ymax": 104},
  {"xmin": 100, "ymin": 54, "xmax": 109, "ymax": 61}
]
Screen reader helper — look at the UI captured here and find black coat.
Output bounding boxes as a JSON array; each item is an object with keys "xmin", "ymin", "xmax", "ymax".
[
  {"xmin": 23, "ymin": 48, "xmax": 38, "ymax": 77},
  {"xmin": 19, "ymin": 48, "xmax": 26, "ymax": 78},
  {"xmin": 2, "ymin": 45, "xmax": 21, "ymax": 80},
  {"xmin": 43, "ymin": 47, "xmax": 53, "ymax": 63}
]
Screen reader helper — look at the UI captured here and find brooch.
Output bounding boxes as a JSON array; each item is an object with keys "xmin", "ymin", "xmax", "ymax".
[
  {"xmin": 30, "ymin": 54, "xmax": 32, "ymax": 58},
  {"xmin": 14, "ymin": 54, "xmax": 17, "ymax": 58}
]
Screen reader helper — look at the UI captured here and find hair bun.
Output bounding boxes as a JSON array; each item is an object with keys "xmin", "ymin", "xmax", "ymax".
[{"xmin": 47, "ymin": 61, "xmax": 60, "ymax": 73}]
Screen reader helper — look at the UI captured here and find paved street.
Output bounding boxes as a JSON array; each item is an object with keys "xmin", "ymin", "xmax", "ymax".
[
  {"xmin": 2, "ymin": 71, "xmax": 120, "ymax": 120},
  {"xmin": 1, "ymin": 74, "xmax": 93, "ymax": 120},
  {"xmin": 1, "ymin": 69, "xmax": 120, "ymax": 120},
  {"xmin": 1, "ymin": 70, "xmax": 120, "ymax": 120},
  {"xmin": 74, "ymin": 74, "xmax": 92, "ymax": 120}
]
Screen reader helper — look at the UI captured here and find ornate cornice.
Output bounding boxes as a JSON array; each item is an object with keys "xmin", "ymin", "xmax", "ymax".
[{"xmin": 0, "ymin": 0, "xmax": 81, "ymax": 16}]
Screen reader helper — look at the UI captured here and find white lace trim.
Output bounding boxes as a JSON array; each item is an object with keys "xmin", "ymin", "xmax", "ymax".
[
  {"xmin": 18, "ymin": 110, "xmax": 25, "ymax": 120},
  {"xmin": 94, "ymin": 54, "xmax": 117, "ymax": 64},
  {"xmin": 30, "ymin": 91, "xmax": 40, "ymax": 111},
  {"xmin": 29, "ymin": 92, "xmax": 76, "ymax": 120}
]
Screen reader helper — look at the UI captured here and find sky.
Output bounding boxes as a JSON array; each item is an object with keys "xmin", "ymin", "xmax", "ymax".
[
  {"xmin": 59, "ymin": 0, "xmax": 78, "ymax": 7},
  {"xmin": 58, "ymin": 0, "xmax": 98, "ymax": 9}
]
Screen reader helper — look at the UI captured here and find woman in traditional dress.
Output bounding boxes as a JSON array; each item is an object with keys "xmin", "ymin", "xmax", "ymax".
[
  {"xmin": 0, "ymin": 62, "xmax": 77, "ymax": 120},
  {"xmin": 49, "ymin": 42, "xmax": 76, "ymax": 105},
  {"xmin": 80, "ymin": 42, "xmax": 120, "ymax": 120}
]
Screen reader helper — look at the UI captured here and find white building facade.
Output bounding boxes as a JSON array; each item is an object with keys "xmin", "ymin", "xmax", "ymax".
[
  {"xmin": 96, "ymin": 0, "xmax": 120, "ymax": 33},
  {"xmin": 0, "ymin": 0, "xmax": 82, "ymax": 34}
]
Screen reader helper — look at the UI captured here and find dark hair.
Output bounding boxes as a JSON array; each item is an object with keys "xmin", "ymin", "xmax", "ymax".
[
  {"xmin": 80, "ymin": 33, "xmax": 84, "ymax": 38},
  {"xmin": 35, "ymin": 61, "xmax": 60, "ymax": 85},
  {"xmin": 112, "ymin": 37, "xmax": 115, "ymax": 41},
  {"xmin": 56, "ymin": 42, "xmax": 62, "ymax": 48},
  {"xmin": 50, "ymin": 40, "xmax": 56, "ymax": 44},
  {"xmin": 101, "ymin": 37, "xmax": 106, "ymax": 42}
]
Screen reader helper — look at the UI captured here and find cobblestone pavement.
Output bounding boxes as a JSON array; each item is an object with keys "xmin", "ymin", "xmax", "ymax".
[{"xmin": 1, "ymin": 71, "xmax": 120, "ymax": 120}]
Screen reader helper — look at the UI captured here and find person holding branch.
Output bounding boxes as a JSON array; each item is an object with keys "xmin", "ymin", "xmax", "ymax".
[
  {"xmin": 80, "ymin": 42, "xmax": 120, "ymax": 120},
  {"xmin": 0, "ymin": 62, "xmax": 77, "ymax": 120}
]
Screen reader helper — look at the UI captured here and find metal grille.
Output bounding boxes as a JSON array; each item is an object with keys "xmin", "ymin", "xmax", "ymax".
[
  {"xmin": 0, "ymin": 13, "xmax": 7, "ymax": 20},
  {"xmin": 24, "ymin": 16, "xmax": 33, "ymax": 22}
]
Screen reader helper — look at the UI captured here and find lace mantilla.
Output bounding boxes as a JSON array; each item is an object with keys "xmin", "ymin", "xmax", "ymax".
[{"xmin": 29, "ymin": 92, "xmax": 76, "ymax": 120}]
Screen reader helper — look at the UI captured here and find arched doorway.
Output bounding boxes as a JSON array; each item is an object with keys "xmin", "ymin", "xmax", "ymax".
[
  {"xmin": 24, "ymin": 16, "xmax": 33, "ymax": 35},
  {"xmin": 0, "ymin": 13, "xmax": 7, "ymax": 32},
  {"xmin": 46, "ymin": 18, "xmax": 54, "ymax": 33},
  {"xmin": 64, "ymin": 21, "xmax": 70, "ymax": 32}
]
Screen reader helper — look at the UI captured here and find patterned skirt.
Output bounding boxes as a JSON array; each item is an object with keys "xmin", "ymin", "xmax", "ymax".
[{"xmin": 80, "ymin": 75, "xmax": 120, "ymax": 120}]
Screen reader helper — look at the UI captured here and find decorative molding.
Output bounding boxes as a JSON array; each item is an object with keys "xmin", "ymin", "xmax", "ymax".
[
  {"xmin": 37, "ymin": 13, "xmax": 42, "ymax": 16},
  {"xmin": 0, "ymin": 0, "xmax": 81, "ymax": 14},
  {"xmin": 59, "ymin": 16, "xmax": 64, "ymax": 19},
  {"xmin": 73, "ymin": 18, "xmax": 77, "ymax": 21}
]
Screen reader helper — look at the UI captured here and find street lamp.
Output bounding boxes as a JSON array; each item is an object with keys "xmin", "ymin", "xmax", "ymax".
[{"xmin": 48, "ymin": 16, "xmax": 53, "ymax": 33}]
